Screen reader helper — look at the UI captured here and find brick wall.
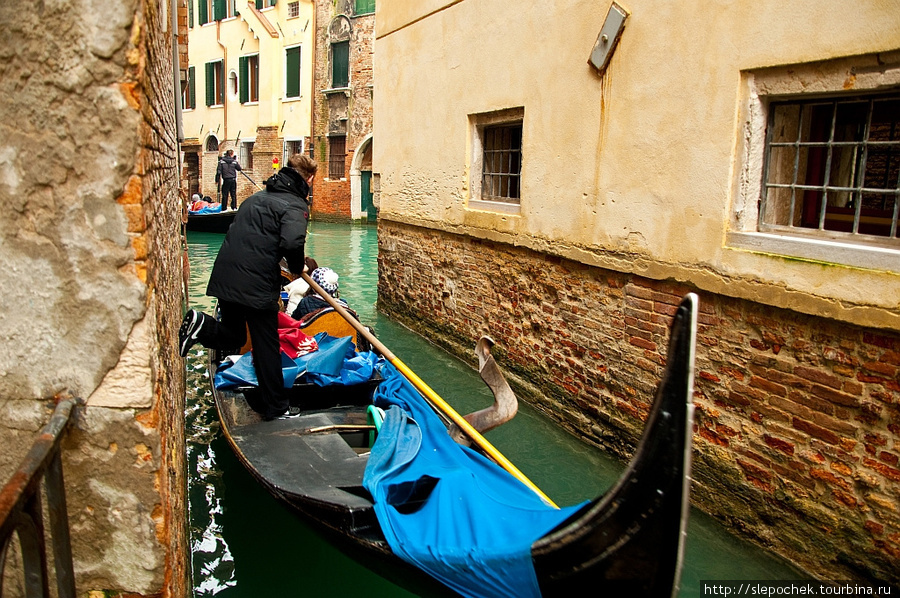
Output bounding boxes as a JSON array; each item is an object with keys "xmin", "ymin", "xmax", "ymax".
[
  {"xmin": 311, "ymin": 1, "xmax": 374, "ymax": 221},
  {"xmin": 377, "ymin": 219, "xmax": 900, "ymax": 586}
]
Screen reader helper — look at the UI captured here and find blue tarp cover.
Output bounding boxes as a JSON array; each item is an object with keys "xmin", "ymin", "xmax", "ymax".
[
  {"xmin": 213, "ymin": 333, "xmax": 379, "ymax": 388},
  {"xmin": 363, "ymin": 363, "xmax": 585, "ymax": 598},
  {"xmin": 190, "ymin": 204, "xmax": 222, "ymax": 214}
]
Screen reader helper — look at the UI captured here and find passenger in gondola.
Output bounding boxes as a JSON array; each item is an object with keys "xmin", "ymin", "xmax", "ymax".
[
  {"xmin": 178, "ymin": 154, "xmax": 317, "ymax": 421},
  {"xmin": 291, "ymin": 266, "xmax": 349, "ymax": 320}
]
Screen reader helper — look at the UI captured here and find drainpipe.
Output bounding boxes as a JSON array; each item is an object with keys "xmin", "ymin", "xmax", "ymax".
[
  {"xmin": 309, "ymin": 0, "xmax": 316, "ymax": 159},
  {"xmin": 171, "ymin": 0, "xmax": 184, "ymax": 144},
  {"xmin": 217, "ymin": 19, "xmax": 228, "ymax": 145}
]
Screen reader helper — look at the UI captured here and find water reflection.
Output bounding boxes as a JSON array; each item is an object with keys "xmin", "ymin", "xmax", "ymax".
[{"xmin": 184, "ymin": 223, "xmax": 806, "ymax": 597}]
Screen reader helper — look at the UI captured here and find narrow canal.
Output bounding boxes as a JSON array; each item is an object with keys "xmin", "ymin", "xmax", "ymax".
[{"xmin": 184, "ymin": 222, "xmax": 806, "ymax": 597}]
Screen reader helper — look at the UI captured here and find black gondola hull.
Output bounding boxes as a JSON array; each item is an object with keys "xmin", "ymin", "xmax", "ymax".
[{"xmin": 210, "ymin": 294, "xmax": 698, "ymax": 597}]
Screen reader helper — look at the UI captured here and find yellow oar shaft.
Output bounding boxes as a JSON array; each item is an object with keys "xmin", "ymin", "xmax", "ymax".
[{"xmin": 300, "ymin": 272, "xmax": 558, "ymax": 509}]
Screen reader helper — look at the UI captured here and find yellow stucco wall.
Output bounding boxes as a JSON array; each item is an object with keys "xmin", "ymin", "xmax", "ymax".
[
  {"xmin": 182, "ymin": 0, "xmax": 315, "ymax": 148},
  {"xmin": 374, "ymin": 0, "xmax": 900, "ymax": 331}
]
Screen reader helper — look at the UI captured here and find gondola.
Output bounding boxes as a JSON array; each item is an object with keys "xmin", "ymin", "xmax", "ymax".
[
  {"xmin": 208, "ymin": 290, "xmax": 698, "ymax": 597},
  {"xmin": 186, "ymin": 209, "xmax": 236, "ymax": 234}
]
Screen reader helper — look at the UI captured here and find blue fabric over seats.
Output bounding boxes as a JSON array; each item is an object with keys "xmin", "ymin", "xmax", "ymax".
[{"xmin": 363, "ymin": 363, "xmax": 585, "ymax": 598}]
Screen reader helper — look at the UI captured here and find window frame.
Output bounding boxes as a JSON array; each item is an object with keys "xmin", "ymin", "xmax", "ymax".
[
  {"xmin": 727, "ymin": 55, "xmax": 900, "ymax": 272},
  {"xmin": 758, "ymin": 92, "xmax": 899, "ymax": 244},
  {"xmin": 205, "ymin": 59, "xmax": 225, "ymax": 107},
  {"xmin": 239, "ymin": 140, "xmax": 255, "ymax": 171},
  {"xmin": 328, "ymin": 135, "xmax": 347, "ymax": 180},
  {"xmin": 354, "ymin": 0, "xmax": 375, "ymax": 16},
  {"xmin": 331, "ymin": 40, "xmax": 350, "ymax": 89},
  {"xmin": 283, "ymin": 139, "xmax": 304, "ymax": 167},
  {"xmin": 468, "ymin": 107, "xmax": 525, "ymax": 214},
  {"xmin": 183, "ymin": 65, "xmax": 196, "ymax": 110},
  {"xmin": 239, "ymin": 53, "xmax": 260, "ymax": 104},
  {"xmin": 284, "ymin": 44, "xmax": 302, "ymax": 100}
]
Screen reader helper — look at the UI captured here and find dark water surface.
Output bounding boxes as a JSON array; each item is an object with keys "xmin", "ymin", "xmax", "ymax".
[{"xmin": 184, "ymin": 222, "xmax": 806, "ymax": 597}]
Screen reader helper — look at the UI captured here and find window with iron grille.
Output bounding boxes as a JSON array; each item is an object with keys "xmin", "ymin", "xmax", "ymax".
[
  {"xmin": 328, "ymin": 136, "xmax": 346, "ymax": 179},
  {"xmin": 481, "ymin": 124, "xmax": 522, "ymax": 203},
  {"xmin": 240, "ymin": 141, "xmax": 254, "ymax": 171},
  {"xmin": 283, "ymin": 139, "xmax": 303, "ymax": 166},
  {"xmin": 761, "ymin": 92, "xmax": 900, "ymax": 244},
  {"xmin": 287, "ymin": 1, "xmax": 299, "ymax": 18}
]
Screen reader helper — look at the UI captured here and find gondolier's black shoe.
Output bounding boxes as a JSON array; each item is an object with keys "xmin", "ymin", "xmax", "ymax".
[{"xmin": 179, "ymin": 309, "xmax": 206, "ymax": 357}]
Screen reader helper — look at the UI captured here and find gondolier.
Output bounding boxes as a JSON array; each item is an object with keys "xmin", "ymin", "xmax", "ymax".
[
  {"xmin": 216, "ymin": 149, "xmax": 242, "ymax": 211},
  {"xmin": 180, "ymin": 154, "xmax": 318, "ymax": 420}
]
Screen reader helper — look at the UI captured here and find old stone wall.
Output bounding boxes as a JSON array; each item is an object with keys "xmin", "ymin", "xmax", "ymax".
[
  {"xmin": 0, "ymin": 0, "xmax": 188, "ymax": 595},
  {"xmin": 377, "ymin": 219, "xmax": 900, "ymax": 586}
]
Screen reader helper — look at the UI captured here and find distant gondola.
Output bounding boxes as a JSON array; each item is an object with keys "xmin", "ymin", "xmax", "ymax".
[
  {"xmin": 185, "ymin": 209, "xmax": 236, "ymax": 234},
  {"xmin": 208, "ymin": 290, "xmax": 698, "ymax": 597}
]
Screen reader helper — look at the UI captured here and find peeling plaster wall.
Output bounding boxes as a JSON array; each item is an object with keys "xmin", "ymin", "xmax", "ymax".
[{"xmin": 0, "ymin": 0, "xmax": 188, "ymax": 596}]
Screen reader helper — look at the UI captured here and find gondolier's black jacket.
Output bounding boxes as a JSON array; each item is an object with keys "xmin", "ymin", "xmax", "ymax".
[{"xmin": 206, "ymin": 167, "xmax": 310, "ymax": 311}]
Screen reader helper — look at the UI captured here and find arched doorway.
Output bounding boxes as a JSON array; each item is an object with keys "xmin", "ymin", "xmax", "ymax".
[{"xmin": 350, "ymin": 134, "xmax": 375, "ymax": 222}]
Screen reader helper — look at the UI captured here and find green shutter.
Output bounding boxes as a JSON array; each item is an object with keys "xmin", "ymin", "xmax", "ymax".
[
  {"xmin": 332, "ymin": 41, "xmax": 349, "ymax": 88},
  {"xmin": 198, "ymin": 0, "xmax": 208, "ymax": 24},
  {"xmin": 205, "ymin": 62, "xmax": 215, "ymax": 106},
  {"xmin": 188, "ymin": 66, "xmax": 196, "ymax": 109},
  {"xmin": 213, "ymin": 0, "xmax": 226, "ymax": 21},
  {"xmin": 239, "ymin": 56, "xmax": 249, "ymax": 104},
  {"xmin": 188, "ymin": 0, "xmax": 193, "ymax": 27},
  {"xmin": 255, "ymin": 0, "xmax": 262, "ymax": 7},
  {"xmin": 355, "ymin": 0, "xmax": 375, "ymax": 15},
  {"xmin": 285, "ymin": 46, "xmax": 300, "ymax": 98}
]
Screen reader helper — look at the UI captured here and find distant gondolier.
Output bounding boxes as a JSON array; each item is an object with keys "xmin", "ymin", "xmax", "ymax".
[{"xmin": 216, "ymin": 149, "xmax": 242, "ymax": 211}]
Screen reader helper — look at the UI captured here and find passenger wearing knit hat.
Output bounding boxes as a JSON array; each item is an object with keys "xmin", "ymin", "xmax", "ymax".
[
  {"xmin": 291, "ymin": 266, "xmax": 349, "ymax": 319},
  {"xmin": 311, "ymin": 267, "xmax": 340, "ymax": 297}
]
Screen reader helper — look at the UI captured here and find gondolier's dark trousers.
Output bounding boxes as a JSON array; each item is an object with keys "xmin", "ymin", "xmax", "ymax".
[
  {"xmin": 221, "ymin": 178, "xmax": 237, "ymax": 209},
  {"xmin": 198, "ymin": 300, "xmax": 288, "ymax": 419}
]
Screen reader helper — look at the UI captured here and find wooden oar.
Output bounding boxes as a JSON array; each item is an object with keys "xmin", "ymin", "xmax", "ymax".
[{"xmin": 300, "ymin": 272, "xmax": 559, "ymax": 509}]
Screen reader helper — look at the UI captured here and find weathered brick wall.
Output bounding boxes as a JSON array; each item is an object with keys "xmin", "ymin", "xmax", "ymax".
[
  {"xmin": 313, "ymin": 148, "xmax": 352, "ymax": 221},
  {"xmin": 141, "ymin": 0, "xmax": 190, "ymax": 595},
  {"xmin": 311, "ymin": 1, "xmax": 374, "ymax": 221},
  {"xmin": 377, "ymin": 219, "xmax": 900, "ymax": 586}
]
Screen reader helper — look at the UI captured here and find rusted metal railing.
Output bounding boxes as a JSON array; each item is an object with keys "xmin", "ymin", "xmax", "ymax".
[{"xmin": 0, "ymin": 398, "xmax": 77, "ymax": 598}]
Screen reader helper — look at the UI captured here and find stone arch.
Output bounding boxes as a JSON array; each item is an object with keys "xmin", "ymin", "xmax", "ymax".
[{"xmin": 350, "ymin": 134, "xmax": 374, "ymax": 220}]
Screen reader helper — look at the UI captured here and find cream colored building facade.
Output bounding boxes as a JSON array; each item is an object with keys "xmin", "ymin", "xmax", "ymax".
[
  {"xmin": 375, "ymin": 0, "xmax": 899, "ymax": 586},
  {"xmin": 182, "ymin": 0, "xmax": 316, "ymax": 201}
]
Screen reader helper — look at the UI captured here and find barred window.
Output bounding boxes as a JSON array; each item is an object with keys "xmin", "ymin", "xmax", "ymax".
[
  {"xmin": 283, "ymin": 139, "xmax": 303, "ymax": 166},
  {"xmin": 287, "ymin": 1, "xmax": 299, "ymax": 18},
  {"xmin": 240, "ymin": 141, "xmax": 254, "ymax": 171},
  {"xmin": 328, "ymin": 136, "xmax": 346, "ymax": 179},
  {"xmin": 481, "ymin": 124, "xmax": 522, "ymax": 203},
  {"xmin": 761, "ymin": 92, "xmax": 900, "ymax": 243}
]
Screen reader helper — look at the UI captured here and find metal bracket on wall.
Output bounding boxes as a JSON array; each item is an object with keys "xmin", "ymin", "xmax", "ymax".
[{"xmin": 588, "ymin": 2, "xmax": 628, "ymax": 76}]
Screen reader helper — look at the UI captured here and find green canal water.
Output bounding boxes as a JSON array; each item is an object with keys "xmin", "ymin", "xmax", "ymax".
[{"xmin": 184, "ymin": 222, "xmax": 807, "ymax": 597}]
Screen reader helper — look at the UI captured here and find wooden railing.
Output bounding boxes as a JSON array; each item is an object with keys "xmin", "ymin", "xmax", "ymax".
[{"xmin": 0, "ymin": 398, "xmax": 77, "ymax": 598}]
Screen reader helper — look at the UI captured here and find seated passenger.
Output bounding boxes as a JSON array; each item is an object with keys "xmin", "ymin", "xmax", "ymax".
[{"xmin": 292, "ymin": 266, "xmax": 349, "ymax": 319}]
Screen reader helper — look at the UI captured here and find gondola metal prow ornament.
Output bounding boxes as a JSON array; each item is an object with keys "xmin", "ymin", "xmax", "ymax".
[{"xmin": 300, "ymin": 272, "xmax": 559, "ymax": 509}]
